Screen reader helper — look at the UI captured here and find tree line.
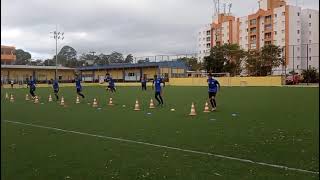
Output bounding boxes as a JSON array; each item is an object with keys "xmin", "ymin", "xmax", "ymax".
[{"xmin": 14, "ymin": 45, "xmax": 134, "ymax": 68}]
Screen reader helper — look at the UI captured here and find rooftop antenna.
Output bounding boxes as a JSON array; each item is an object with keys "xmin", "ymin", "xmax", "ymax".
[
  {"xmin": 258, "ymin": 0, "xmax": 261, "ymax": 9},
  {"xmin": 223, "ymin": 3, "xmax": 226, "ymax": 14},
  {"xmin": 228, "ymin": 3, "xmax": 232, "ymax": 14}
]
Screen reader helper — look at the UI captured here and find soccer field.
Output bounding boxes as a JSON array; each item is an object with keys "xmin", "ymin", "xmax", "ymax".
[{"xmin": 1, "ymin": 86, "xmax": 319, "ymax": 179}]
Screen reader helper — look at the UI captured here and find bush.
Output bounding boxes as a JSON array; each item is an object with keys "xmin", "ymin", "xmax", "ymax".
[{"xmin": 301, "ymin": 68, "xmax": 319, "ymax": 83}]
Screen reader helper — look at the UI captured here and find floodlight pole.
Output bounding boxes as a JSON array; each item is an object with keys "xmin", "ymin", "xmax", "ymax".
[{"xmin": 50, "ymin": 25, "xmax": 64, "ymax": 80}]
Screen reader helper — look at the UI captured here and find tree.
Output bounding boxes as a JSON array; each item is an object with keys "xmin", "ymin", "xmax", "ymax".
[
  {"xmin": 222, "ymin": 44, "xmax": 245, "ymax": 76},
  {"xmin": 44, "ymin": 59, "xmax": 55, "ymax": 66},
  {"xmin": 15, "ymin": 49, "xmax": 31, "ymax": 65},
  {"xmin": 178, "ymin": 57, "xmax": 202, "ymax": 71},
  {"xmin": 203, "ymin": 45, "xmax": 227, "ymax": 73},
  {"xmin": 301, "ymin": 68, "xmax": 319, "ymax": 83},
  {"xmin": 109, "ymin": 52, "xmax": 124, "ymax": 63},
  {"xmin": 125, "ymin": 54, "xmax": 134, "ymax": 63},
  {"xmin": 245, "ymin": 45, "xmax": 283, "ymax": 76},
  {"xmin": 53, "ymin": 45, "xmax": 77, "ymax": 66}
]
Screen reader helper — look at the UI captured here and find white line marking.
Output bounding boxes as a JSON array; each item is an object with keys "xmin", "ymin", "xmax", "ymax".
[{"xmin": 3, "ymin": 120, "xmax": 319, "ymax": 175}]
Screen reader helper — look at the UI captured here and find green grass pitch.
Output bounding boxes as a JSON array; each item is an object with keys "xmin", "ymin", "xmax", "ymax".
[{"xmin": 1, "ymin": 86, "xmax": 319, "ymax": 179}]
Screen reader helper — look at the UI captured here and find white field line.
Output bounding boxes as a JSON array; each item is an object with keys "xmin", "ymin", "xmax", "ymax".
[{"xmin": 3, "ymin": 120, "xmax": 319, "ymax": 175}]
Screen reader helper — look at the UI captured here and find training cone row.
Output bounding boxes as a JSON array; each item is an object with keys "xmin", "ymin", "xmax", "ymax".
[{"xmin": 76, "ymin": 96, "xmax": 80, "ymax": 104}]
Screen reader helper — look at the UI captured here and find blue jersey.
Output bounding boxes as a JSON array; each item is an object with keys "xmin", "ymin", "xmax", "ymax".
[
  {"xmin": 208, "ymin": 78, "xmax": 220, "ymax": 93},
  {"xmin": 28, "ymin": 80, "xmax": 36, "ymax": 89},
  {"xmin": 75, "ymin": 78, "xmax": 82, "ymax": 89},
  {"xmin": 141, "ymin": 79, "xmax": 146, "ymax": 84},
  {"xmin": 153, "ymin": 78, "xmax": 163, "ymax": 92},
  {"xmin": 53, "ymin": 80, "xmax": 59, "ymax": 90},
  {"xmin": 106, "ymin": 77, "xmax": 115, "ymax": 87}
]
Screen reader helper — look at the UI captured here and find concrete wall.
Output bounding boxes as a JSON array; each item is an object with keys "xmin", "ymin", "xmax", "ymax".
[{"xmin": 169, "ymin": 76, "xmax": 282, "ymax": 86}]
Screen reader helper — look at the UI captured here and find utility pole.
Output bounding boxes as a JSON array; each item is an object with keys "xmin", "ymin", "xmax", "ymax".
[{"xmin": 50, "ymin": 25, "xmax": 64, "ymax": 80}]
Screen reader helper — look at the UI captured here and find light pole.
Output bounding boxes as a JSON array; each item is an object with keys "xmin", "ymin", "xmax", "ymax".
[{"xmin": 50, "ymin": 25, "xmax": 64, "ymax": 80}]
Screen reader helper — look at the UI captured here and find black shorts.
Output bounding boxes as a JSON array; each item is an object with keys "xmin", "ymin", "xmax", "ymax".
[
  {"xmin": 209, "ymin": 92, "xmax": 216, "ymax": 98},
  {"xmin": 77, "ymin": 88, "xmax": 81, "ymax": 93},
  {"xmin": 54, "ymin": 89, "xmax": 59, "ymax": 93},
  {"xmin": 155, "ymin": 91, "xmax": 161, "ymax": 96}
]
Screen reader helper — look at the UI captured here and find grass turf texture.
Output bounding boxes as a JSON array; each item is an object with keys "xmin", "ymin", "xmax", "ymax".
[{"xmin": 1, "ymin": 86, "xmax": 319, "ymax": 180}]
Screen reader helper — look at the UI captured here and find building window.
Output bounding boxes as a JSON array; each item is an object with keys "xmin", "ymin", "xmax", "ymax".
[
  {"xmin": 309, "ymin": 57, "xmax": 312, "ymax": 60},
  {"xmin": 309, "ymin": 31, "xmax": 312, "ymax": 35},
  {"xmin": 297, "ymin": 12, "xmax": 300, "ymax": 16},
  {"xmin": 282, "ymin": 38, "xmax": 285, "ymax": 43},
  {"xmin": 309, "ymin": 23, "xmax": 311, "ymax": 27},
  {"xmin": 274, "ymin": 31, "xmax": 277, "ymax": 35},
  {"xmin": 309, "ymin": 48, "xmax": 311, "ymax": 53},
  {"xmin": 282, "ymin": 30, "xmax": 285, "ymax": 34},
  {"xmin": 274, "ymin": 14, "xmax": 277, "ymax": 18},
  {"xmin": 297, "ymin": 65, "xmax": 299, "ymax": 69},
  {"xmin": 309, "ymin": 40, "xmax": 312, "ymax": 43},
  {"xmin": 245, "ymin": 36, "xmax": 248, "ymax": 40},
  {"xmin": 297, "ymin": 39, "xmax": 300, "ymax": 43},
  {"xmin": 282, "ymin": 12, "xmax": 285, "ymax": 16},
  {"xmin": 206, "ymin": 37, "xmax": 211, "ymax": 41},
  {"xmin": 309, "ymin": 14, "xmax": 312, "ymax": 18},
  {"xmin": 297, "ymin": 30, "xmax": 300, "ymax": 34}
]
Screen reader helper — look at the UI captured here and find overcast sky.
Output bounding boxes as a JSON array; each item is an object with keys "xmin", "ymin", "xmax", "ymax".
[{"xmin": 1, "ymin": 0, "xmax": 318, "ymax": 59}]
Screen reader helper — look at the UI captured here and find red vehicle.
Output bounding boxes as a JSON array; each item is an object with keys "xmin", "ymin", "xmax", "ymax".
[{"xmin": 286, "ymin": 74, "xmax": 300, "ymax": 85}]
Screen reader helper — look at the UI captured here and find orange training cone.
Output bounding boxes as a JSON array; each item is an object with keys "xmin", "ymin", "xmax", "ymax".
[
  {"xmin": 189, "ymin": 102, "xmax": 196, "ymax": 116},
  {"xmin": 92, "ymin": 98, "xmax": 98, "ymax": 107},
  {"xmin": 149, "ymin": 99, "xmax": 155, "ymax": 109},
  {"xmin": 76, "ymin": 96, "xmax": 80, "ymax": 104},
  {"xmin": 34, "ymin": 96, "xmax": 39, "ymax": 104},
  {"xmin": 203, "ymin": 102, "xmax": 210, "ymax": 113},
  {"xmin": 60, "ymin": 96, "xmax": 65, "ymax": 106},
  {"xmin": 48, "ymin": 94, "xmax": 52, "ymax": 102},
  {"xmin": 9, "ymin": 94, "xmax": 14, "ymax": 102},
  {"xmin": 108, "ymin": 98, "xmax": 114, "ymax": 106},
  {"xmin": 134, "ymin": 100, "xmax": 140, "ymax": 111},
  {"xmin": 25, "ymin": 94, "xmax": 30, "ymax": 101}
]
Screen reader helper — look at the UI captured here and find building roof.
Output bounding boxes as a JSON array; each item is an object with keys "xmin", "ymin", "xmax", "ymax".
[
  {"xmin": 78, "ymin": 61, "xmax": 187, "ymax": 71},
  {"xmin": 1, "ymin": 45, "xmax": 16, "ymax": 49},
  {"xmin": 1, "ymin": 65, "xmax": 74, "ymax": 70}
]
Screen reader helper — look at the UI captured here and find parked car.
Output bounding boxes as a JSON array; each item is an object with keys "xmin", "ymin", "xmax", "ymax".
[{"xmin": 285, "ymin": 74, "xmax": 300, "ymax": 85}]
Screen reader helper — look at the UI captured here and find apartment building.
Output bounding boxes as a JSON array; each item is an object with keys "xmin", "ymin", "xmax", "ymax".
[
  {"xmin": 197, "ymin": 0, "xmax": 319, "ymax": 74},
  {"xmin": 196, "ymin": 24, "xmax": 211, "ymax": 61}
]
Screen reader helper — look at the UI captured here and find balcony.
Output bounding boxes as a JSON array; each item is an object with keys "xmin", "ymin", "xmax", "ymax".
[{"xmin": 1, "ymin": 54, "xmax": 16, "ymax": 61}]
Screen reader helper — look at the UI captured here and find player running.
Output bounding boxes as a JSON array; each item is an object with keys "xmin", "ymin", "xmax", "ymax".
[
  {"xmin": 207, "ymin": 73, "xmax": 220, "ymax": 111},
  {"xmin": 105, "ymin": 73, "xmax": 116, "ymax": 93},
  {"xmin": 141, "ymin": 76, "xmax": 147, "ymax": 91},
  {"xmin": 75, "ymin": 75, "xmax": 85, "ymax": 98},
  {"xmin": 52, "ymin": 79, "xmax": 59, "ymax": 100},
  {"xmin": 152, "ymin": 75, "xmax": 165, "ymax": 106},
  {"xmin": 27, "ymin": 77, "xmax": 36, "ymax": 98}
]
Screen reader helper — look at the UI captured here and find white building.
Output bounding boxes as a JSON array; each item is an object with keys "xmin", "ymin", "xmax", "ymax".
[
  {"xmin": 301, "ymin": 9, "xmax": 319, "ymax": 71},
  {"xmin": 197, "ymin": 0, "xmax": 319, "ymax": 74},
  {"xmin": 196, "ymin": 24, "xmax": 211, "ymax": 62}
]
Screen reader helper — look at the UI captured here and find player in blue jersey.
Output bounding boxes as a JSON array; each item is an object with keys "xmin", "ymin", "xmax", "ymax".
[
  {"xmin": 152, "ymin": 75, "xmax": 165, "ymax": 106},
  {"xmin": 105, "ymin": 73, "xmax": 116, "ymax": 93},
  {"xmin": 207, "ymin": 73, "xmax": 220, "ymax": 111},
  {"xmin": 51, "ymin": 79, "xmax": 59, "ymax": 100},
  {"xmin": 27, "ymin": 77, "xmax": 36, "ymax": 98},
  {"xmin": 75, "ymin": 75, "xmax": 85, "ymax": 98},
  {"xmin": 141, "ymin": 76, "xmax": 147, "ymax": 91}
]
